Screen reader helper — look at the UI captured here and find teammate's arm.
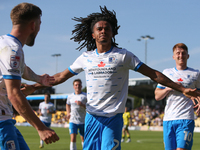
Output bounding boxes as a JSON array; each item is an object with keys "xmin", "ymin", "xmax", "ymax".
[
  {"xmin": 22, "ymin": 65, "xmax": 54, "ymax": 86},
  {"xmin": 137, "ymin": 64, "xmax": 198, "ymax": 98},
  {"xmin": 66, "ymin": 103, "xmax": 71, "ymax": 121},
  {"xmin": 75, "ymin": 101, "xmax": 86, "ymax": 109},
  {"xmin": 47, "ymin": 107, "xmax": 56, "ymax": 114},
  {"xmin": 5, "ymin": 78, "xmax": 59, "ymax": 144},
  {"xmin": 154, "ymin": 87, "xmax": 173, "ymax": 101},
  {"xmin": 21, "ymin": 68, "xmax": 74, "ymax": 96},
  {"xmin": 155, "ymin": 82, "xmax": 182, "ymax": 100}
]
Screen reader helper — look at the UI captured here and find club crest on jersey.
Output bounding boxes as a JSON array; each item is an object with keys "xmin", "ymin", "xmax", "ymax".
[
  {"xmin": 6, "ymin": 140, "xmax": 16, "ymax": 150},
  {"xmin": 98, "ymin": 61, "xmax": 105, "ymax": 67},
  {"xmin": 108, "ymin": 55, "xmax": 117, "ymax": 64},
  {"xmin": 10, "ymin": 55, "xmax": 20, "ymax": 69}
]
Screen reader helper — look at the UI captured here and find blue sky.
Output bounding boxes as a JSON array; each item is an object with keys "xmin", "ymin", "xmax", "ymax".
[{"xmin": 1, "ymin": 0, "xmax": 200, "ymax": 94}]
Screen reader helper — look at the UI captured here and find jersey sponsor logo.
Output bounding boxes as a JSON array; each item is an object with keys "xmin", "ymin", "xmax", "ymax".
[
  {"xmin": 6, "ymin": 140, "xmax": 16, "ymax": 150},
  {"xmin": 8, "ymin": 69, "xmax": 20, "ymax": 74},
  {"xmin": 10, "ymin": 55, "xmax": 20, "ymax": 69},
  {"xmin": 98, "ymin": 61, "xmax": 106, "ymax": 67},
  {"xmin": 177, "ymin": 78, "xmax": 183, "ymax": 82}
]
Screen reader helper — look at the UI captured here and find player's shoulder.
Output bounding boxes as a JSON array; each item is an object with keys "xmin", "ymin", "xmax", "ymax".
[
  {"xmin": 112, "ymin": 47, "xmax": 129, "ymax": 54},
  {"xmin": 67, "ymin": 92, "xmax": 75, "ymax": 98},
  {"xmin": 187, "ymin": 67, "xmax": 200, "ymax": 73},
  {"xmin": 81, "ymin": 92, "xmax": 87, "ymax": 96},
  {"xmin": 0, "ymin": 34, "xmax": 21, "ymax": 50},
  {"xmin": 162, "ymin": 67, "xmax": 174, "ymax": 73},
  {"xmin": 82, "ymin": 50, "xmax": 96, "ymax": 57},
  {"xmin": 39, "ymin": 101, "xmax": 45, "ymax": 105},
  {"xmin": 48, "ymin": 102, "xmax": 54, "ymax": 106}
]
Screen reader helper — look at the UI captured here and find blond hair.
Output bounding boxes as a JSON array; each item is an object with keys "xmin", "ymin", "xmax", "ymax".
[{"xmin": 10, "ymin": 3, "xmax": 42, "ymax": 25}]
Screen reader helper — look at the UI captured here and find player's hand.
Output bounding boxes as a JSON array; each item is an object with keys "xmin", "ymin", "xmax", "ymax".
[
  {"xmin": 38, "ymin": 127, "xmax": 59, "ymax": 144},
  {"xmin": 21, "ymin": 83, "xmax": 35, "ymax": 96},
  {"xmin": 194, "ymin": 102, "xmax": 200, "ymax": 116},
  {"xmin": 75, "ymin": 100, "xmax": 86, "ymax": 108},
  {"xmin": 183, "ymin": 88, "xmax": 198, "ymax": 99},
  {"xmin": 192, "ymin": 94, "xmax": 200, "ymax": 116},
  {"xmin": 39, "ymin": 74, "xmax": 55, "ymax": 87}
]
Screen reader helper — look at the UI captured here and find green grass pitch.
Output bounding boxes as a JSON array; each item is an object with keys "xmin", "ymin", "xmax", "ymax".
[{"xmin": 17, "ymin": 126, "xmax": 200, "ymax": 150}]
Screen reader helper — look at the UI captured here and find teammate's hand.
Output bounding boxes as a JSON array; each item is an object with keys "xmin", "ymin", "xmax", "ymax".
[
  {"xmin": 38, "ymin": 127, "xmax": 59, "ymax": 144},
  {"xmin": 192, "ymin": 95, "xmax": 200, "ymax": 116},
  {"xmin": 39, "ymin": 74, "xmax": 55, "ymax": 87},
  {"xmin": 21, "ymin": 83, "xmax": 35, "ymax": 96},
  {"xmin": 183, "ymin": 88, "xmax": 198, "ymax": 99}
]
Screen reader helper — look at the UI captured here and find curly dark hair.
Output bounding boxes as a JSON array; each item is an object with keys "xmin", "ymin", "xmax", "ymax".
[{"xmin": 70, "ymin": 6, "xmax": 120, "ymax": 51}]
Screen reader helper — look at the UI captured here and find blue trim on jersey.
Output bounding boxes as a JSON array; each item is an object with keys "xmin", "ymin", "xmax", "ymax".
[
  {"xmin": 96, "ymin": 46, "xmax": 113, "ymax": 55},
  {"xmin": 3, "ymin": 75, "xmax": 21, "ymax": 80},
  {"xmin": 7, "ymin": 34, "xmax": 22, "ymax": 47},
  {"xmin": 73, "ymin": 91, "xmax": 84, "ymax": 95},
  {"xmin": 134, "ymin": 62, "xmax": 143, "ymax": 71},
  {"xmin": 175, "ymin": 67, "xmax": 188, "ymax": 71},
  {"xmin": 68, "ymin": 67, "xmax": 78, "ymax": 75},
  {"xmin": 156, "ymin": 85, "xmax": 165, "ymax": 89}
]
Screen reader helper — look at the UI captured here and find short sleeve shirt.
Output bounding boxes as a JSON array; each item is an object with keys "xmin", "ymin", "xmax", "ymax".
[
  {"xmin": 67, "ymin": 92, "xmax": 87, "ymax": 124},
  {"xmin": 157, "ymin": 67, "xmax": 200, "ymax": 121},
  {"xmin": 39, "ymin": 101, "xmax": 55, "ymax": 123},
  {"xmin": 0, "ymin": 34, "xmax": 25, "ymax": 120},
  {"xmin": 68, "ymin": 47, "xmax": 142, "ymax": 117}
]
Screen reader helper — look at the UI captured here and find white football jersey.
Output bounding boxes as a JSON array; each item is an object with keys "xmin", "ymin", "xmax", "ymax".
[
  {"xmin": 69, "ymin": 47, "xmax": 142, "ymax": 117},
  {"xmin": 157, "ymin": 67, "xmax": 200, "ymax": 121},
  {"xmin": 39, "ymin": 101, "xmax": 55, "ymax": 123},
  {"xmin": 67, "ymin": 92, "xmax": 87, "ymax": 124},
  {"xmin": 0, "ymin": 34, "xmax": 25, "ymax": 121}
]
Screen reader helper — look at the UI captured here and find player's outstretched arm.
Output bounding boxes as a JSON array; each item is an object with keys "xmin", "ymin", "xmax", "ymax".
[
  {"xmin": 22, "ymin": 65, "xmax": 55, "ymax": 86},
  {"xmin": 21, "ymin": 68, "xmax": 74, "ymax": 96},
  {"xmin": 137, "ymin": 64, "xmax": 195, "ymax": 98},
  {"xmin": 5, "ymin": 79, "xmax": 59, "ymax": 144}
]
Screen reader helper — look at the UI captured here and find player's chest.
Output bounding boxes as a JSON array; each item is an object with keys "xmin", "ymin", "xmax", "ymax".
[
  {"xmin": 168, "ymin": 71, "xmax": 197, "ymax": 87},
  {"xmin": 84, "ymin": 54, "xmax": 123, "ymax": 71}
]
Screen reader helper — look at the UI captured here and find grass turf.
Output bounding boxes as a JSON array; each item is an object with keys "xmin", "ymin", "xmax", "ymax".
[{"xmin": 17, "ymin": 126, "xmax": 200, "ymax": 150}]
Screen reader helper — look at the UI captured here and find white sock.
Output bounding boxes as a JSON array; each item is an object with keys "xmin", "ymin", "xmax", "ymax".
[
  {"xmin": 70, "ymin": 142, "xmax": 77, "ymax": 150},
  {"xmin": 40, "ymin": 140, "xmax": 44, "ymax": 146},
  {"xmin": 82, "ymin": 142, "xmax": 84, "ymax": 147}
]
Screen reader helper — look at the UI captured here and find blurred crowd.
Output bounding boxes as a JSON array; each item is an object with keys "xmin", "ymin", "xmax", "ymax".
[
  {"xmin": 15, "ymin": 105, "xmax": 200, "ymax": 127},
  {"xmin": 130, "ymin": 105, "xmax": 164, "ymax": 127}
]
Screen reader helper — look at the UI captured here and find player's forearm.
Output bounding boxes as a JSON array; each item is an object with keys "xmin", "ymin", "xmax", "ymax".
[
  {"xmin": 81, "ymin": 103, "xmax": 86, "ymax": 109},
  {"xmin": 66, "ymin": 104, "xmax": 71, "ymax": 115},
  {"xmin": 154, "ymin": 88, "xmax": 171, "ymax": 101},
  {"xmin": 22, "ymin": 66, "xmax": 40, "ymax": 83},
  {"xmin": 151, "ymin": 71, "xmax": 185, "ymax": 93},
  {"xmin": 138, "ymin": 64, "xmax": 185, "ymax": 93},
  {"xmin": 52, "ymin": 69, "xmax": 74, "ymax": 86},
  {"xmin": 9, "ymin": 92, "xmax": 46, "ymax": 130}
]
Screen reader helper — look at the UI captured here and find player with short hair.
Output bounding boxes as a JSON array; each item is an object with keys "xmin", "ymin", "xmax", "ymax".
[
  {"xmin": 154, "ymin": 43, "xmax": 200, "ymax": 150},
  {"xmin": 0, "ymin": 3, "xmax": 59, "ymax": 150},
  {"xmin": 22, "ymin": 7, "xmax": 200, "ymax": 150},
  {"xmin": 66, "ymin": 79, "xmax": 87, "ymax": 150},
  {"xmin": 38, "ymin": 92, "xmax": 55, "ymax": 148}
]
